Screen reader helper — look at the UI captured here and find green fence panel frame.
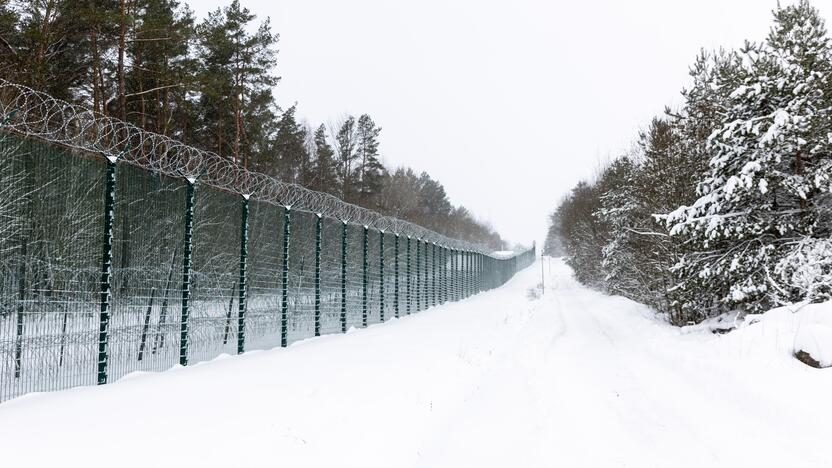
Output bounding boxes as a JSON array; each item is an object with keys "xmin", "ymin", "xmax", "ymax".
[{"xmin": 0, "ymin": 132, "xmax": 534, "ymax": 403}]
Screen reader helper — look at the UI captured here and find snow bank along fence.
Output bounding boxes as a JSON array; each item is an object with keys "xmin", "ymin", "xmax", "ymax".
[{"xmin": 0, "ymin": 80, "xmax": 535, "ymax": 403}]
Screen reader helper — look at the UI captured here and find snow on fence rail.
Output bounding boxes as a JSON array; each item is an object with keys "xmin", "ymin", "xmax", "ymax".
[{"xmin": 0, "ymin": 80, "xmax": 535, "ymax": 403}]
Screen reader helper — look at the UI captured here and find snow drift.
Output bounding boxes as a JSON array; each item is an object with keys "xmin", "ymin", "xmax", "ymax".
[{"xmin": 0, "ymin": 258, "xmax": 830, "ymax": 468}]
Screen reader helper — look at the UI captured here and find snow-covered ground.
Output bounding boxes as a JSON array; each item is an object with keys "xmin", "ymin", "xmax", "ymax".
[{"xmin": 1, "ymin": 258, "xmax": 830, "ymax": 467}]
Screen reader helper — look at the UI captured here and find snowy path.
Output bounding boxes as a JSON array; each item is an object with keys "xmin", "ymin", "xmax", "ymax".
[{"xmin": 1, "ymin": 259, "xmax": 830, "ymax": 467}]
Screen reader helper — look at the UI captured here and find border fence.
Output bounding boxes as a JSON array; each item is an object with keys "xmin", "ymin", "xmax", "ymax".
[{"xmin": 0, "ymin": 80, "xmax": 534, "ymax": 403}]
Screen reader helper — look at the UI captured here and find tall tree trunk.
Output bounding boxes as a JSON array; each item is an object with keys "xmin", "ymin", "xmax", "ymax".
[
  {"xmin": 156, "ymin": 87, "xmax": 162, "ymax": 134},
  {"xmin": 137, "ymin": 47, "xmax": 146, "ymax": 130},
  {"xmin": 90, "ymin": 26, "xmax": 100, "ymax": 114},
  {"xmin": 234, "ymin": 70, "xmax": 243, "ymax": 168},
  {"xmin": 33, "ymin": 0, "xmax": 57, "ymax": 88},
  {"xmin": 117, "ymin": 0, "xmax": 127, "ymax": 122},
  {"xmin": 162, "ymin": 51, "xmax": 170, "ymax": 136}
]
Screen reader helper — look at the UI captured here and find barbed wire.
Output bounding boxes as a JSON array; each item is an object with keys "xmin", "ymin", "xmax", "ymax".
[{"xmin": 0, "ymin": 79, "xmax": 496, "ymax": 254}]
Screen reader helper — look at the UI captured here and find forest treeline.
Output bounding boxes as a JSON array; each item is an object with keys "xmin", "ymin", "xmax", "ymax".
[
  {"xmin": 0, "ymin": 0, "xmax": 505, "ymax": 250},
  {"xmin": 545, "ymin": 1, "xmax": 832, "ymax": 324}
]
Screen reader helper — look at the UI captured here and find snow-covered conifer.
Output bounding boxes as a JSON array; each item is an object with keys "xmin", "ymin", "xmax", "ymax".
[{"xmin": 667, "ymin": 1, "xmax": 832, "ymax": 313}]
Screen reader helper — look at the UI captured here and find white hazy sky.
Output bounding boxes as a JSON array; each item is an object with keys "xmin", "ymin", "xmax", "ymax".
[{"xmin": 191, "ymin": 0, "xmax": 825, "ymax": 247}]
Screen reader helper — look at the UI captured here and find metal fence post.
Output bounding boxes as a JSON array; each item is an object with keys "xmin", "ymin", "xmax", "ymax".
[
  {"xmin": 461, "ymin": 251, "xmax": 466, "ymax": 299},
  {"xmin": 406, "ymin": 237, "xmax": 412, "ymax": 315},
  {"xmin": 473, "ymin": 252, "xmax": 478, "ymax": 294},
  {"xmin": 459, "ymin": 250, "xmax": 464, "ymax": 300},
  {"xmin": 341, "ymin": 221, "xmax": 348, "ymax": 333},
  {"xmin": 14, "ymin": 239, "xmax": 26, "ymax": 378},
  {"xmin": 487, "ymin": 255, "xmax": 491, "ymax": 290},
  {"xmin": 362, "ymin": 226, "xmax": 368, "ymax": 327},
  {"xmin": 465, "ymin": 251, "xmax": 470, "ymax": 298},
  {"xmin": 379, "ymin": 230, "xmax": 385, "ymax": 322},
  {"xmin": 470, "ymin": 251, "xmax": 474, "ymax": 297},
  {"xmin": 281, "ymin": 206, "xmax": 291, "ymax": 347},
  {"xmin": 432, "ymin": 243, "xmax": 437, "ymax": 307},
  {"xmin": 6, "ymin": 117, "xmax": 27, "ymax": 377},
  {"xmin": 475, "ymin": 252, "xmax": 479, "ymax": 294},
  {"xmin": 97, "ymin": 157, "xmax": 117, "ymax": 385},
  {"xmin": 394, "ymin": 235, "xmax": 400, "ymax": 318},
  {"xmin": 448, "ymin": 248, "xmax": 456, "ymax": 302},
  {"xmin": 478, "ymin": 253, "xmax": 483, "ymax": 293},
  {"xmin": 446, "ymin": 247, "xmax": 451, "ymax": 302},
  {"xmin": 468, "ymin": 251, "xmax": 473, "ymax": 297},
  {"xmin": 423, "ymin": 240, "xmax": 429, "ymax": 308},
  {"xmin": 472, "ymin": 252, "xmax": 476, "ymax": 294},
  {"xmin": 490, "ymin": 256, "xmax": 494, "ymax": 289},
  {"xmin": 314, "ymin": 214, "xmax": 322, "ymax": 337},
  {"xmin": 458, "ymin": 250, "xmax": 462, "ymax": 299},
  {"xmin": 179, "ymin": 179, "xmax": 195, "ymax": 367},
  {"xmin": 443, "ymin": 246, "xmax": 448, "ymax": 304},
  {"xmin": 450, "ymin": 249, "xmax": 455, "ymax": 302},
  {"xmin": 439, "ymin": 245, "xmax": 445, "ymax": 304},
  {"xmin": 467, "ymin": 251, "xmax": 472, "ymax": 297},
  {"xmin": 483, "ymin": 254, "xmax": 487, "ymax": 290},
  {"xmin": 237, "ymin": 195, "xmax": 250, "ymax": 354},
  {"xmin": 416, "ymin": 239, "xmax": 421, "ymax": 311},
  {"xmin": 459, "ymin": 250, "xmax": 464, "ymax": 299},
  {"xmin": 455, "ymin": 249, "xmax": 461, "ymax": 301}
]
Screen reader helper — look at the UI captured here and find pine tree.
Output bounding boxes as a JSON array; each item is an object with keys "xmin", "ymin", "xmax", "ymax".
[
  {"xmin": 556, "ymin": 181, "xmax": 607, "ymax": 288},
  {"xmin": 645, "ymin": 51, "xmax": 744, "ymax": 321},
  {"xmin": 377, "ymin": 167, "xmax": 420, "ymax": 218},
  {"xmin": 667, "ymin": 1, "xmax": 832, "ymax": 314},
  {"xmin": 596, "ymin": 157, "xmax": 644, "ymax": 300},
  {"xmin": 354, "ymin": 114, "xmax": 385, "ymax": 207},
  {"xmin": 310, "ymin": 124, "xmax": 339, "ymax": 194},
  {"xmin": 124, "ymin": 0, "xmax": 196, "ymax": 138},
  {"xmin": 416, "ymin": 172, "xmax": 452, "ymax": 231},
  {"xmin": 267, "ymin": 104, "xmax": 308, "ymax": 183},
  {"xmin": 0, "ymin": 2, "xmax": 22, "ymax": 84},
  {"xmin": 3, "ymin": 1, "xmax": 95, "ymax": 102},
  {"xmin": 80, "ymin": 0, "xmax": 121, "ymax": 115},
  {"xmin": 196, "ymin": 0, "xmax": 279, "ymax": 167},
  {"xmin": 335, "ymin": 115, "xmax": 358, "ymax": 201}
]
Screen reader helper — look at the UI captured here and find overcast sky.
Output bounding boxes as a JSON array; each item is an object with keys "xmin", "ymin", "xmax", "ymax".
[{"xmin": 191, "ymin": 0, "xmax": 825, "ymax": 247}]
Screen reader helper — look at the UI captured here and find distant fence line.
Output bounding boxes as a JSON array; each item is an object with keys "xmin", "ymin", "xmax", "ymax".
[{"xmin": 0, "ymin": 80, "xmax": 535, "ymax": 403}]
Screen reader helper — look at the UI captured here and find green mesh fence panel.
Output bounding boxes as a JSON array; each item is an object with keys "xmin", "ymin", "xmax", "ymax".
[
  {"xmin": 366, "ymin": 228, "xmax": 381, "ymax": 325},
  {"xmin": 187, "ymin": 185, "xmax": 242, "ymax": 364},
  {"xmin": 344, "ymin": 224, "xmax": 364, "ymax": 330},
  {"xmin": 382, "ymin": 231, "xmax": 396, "ymax": 320},
  {"xmin": 426, "ymin": 243, "xmax": 433, "ymax": 306},
  {"xmin": 0, "ymin": 135, "xmax": 103, "ymax": 400},
  {"xmin": 245, "ymin": 199, "xmax": 283, "ymax": 351},
  {"xmin": 320, "ymin": 217, "xmax": 344, "ymax": 335},
  {"xmin": 285, "ymin": 210, "xmax": 316, "ymax": 344},
  {"xmin": 0, "ymin": 130, "xmax": 535, "ymax": 403},
  {"xmin": 108, "ymin": 163, "xmax": 186, "ymax": 381}
]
